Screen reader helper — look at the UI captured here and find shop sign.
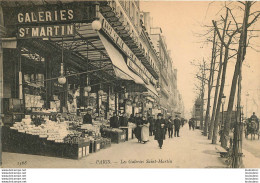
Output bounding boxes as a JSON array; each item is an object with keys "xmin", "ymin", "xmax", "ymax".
[
  {"xmin": 18, "ymin": 24, "xmax": 75, "ymax": 39},
  {"xmin": 101, "ymin": 16, "xmax": 151, "ymax": 84},
  {"xmin": 7, "ymin": 2, "xmax": 96, "ymax": 38},
  {"xmin": 127, "ymin": 58, "xmax": 149, "ymax": 84}
]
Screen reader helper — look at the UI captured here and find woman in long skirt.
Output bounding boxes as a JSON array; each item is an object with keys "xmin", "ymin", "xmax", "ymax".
[
  {"xmin": 134, "ymin": 113, "xmax": 143, "ymax": 143},
  {"xmin": 141, "ymin": 116, "xmax": 150, "ymax": 143}
]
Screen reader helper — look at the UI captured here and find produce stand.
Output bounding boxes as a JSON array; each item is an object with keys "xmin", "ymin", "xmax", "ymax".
[
  {"xmin": 100, "ymin": 128, "xmax": 126, "ymax": 144},
  {"xmin": 2, "ymin": 126, "xmax": 90, "ymax": 159}
]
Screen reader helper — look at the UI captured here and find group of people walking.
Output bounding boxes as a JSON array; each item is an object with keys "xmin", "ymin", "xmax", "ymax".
[
  {"xmin": 188, "ymin": 118, "xmax": 196, "ymax": 130},
  {"xmin": 106, "ymin": 111, "xmax": 186, "ymax": 149},
  {"xmin": 130, "ymin": 113, "xmax": 183, "ymax": 149}
]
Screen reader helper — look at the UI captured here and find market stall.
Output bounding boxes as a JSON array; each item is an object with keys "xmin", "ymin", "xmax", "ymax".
[{"xmin": 2, "ymin": 114, "xmax": 113, "ymax": 159}]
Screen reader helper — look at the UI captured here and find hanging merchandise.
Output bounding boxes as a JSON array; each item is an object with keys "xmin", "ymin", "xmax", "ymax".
[
  {"xmin": 58, "ymin": 38, "xmax": 66, "ymax": 85},
  {"xmin": 84, "ymin": 75, "xmax": 91, "ymax": 92}
]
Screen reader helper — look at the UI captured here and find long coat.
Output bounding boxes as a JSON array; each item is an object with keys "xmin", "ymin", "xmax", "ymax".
[
  {"xmin": 148, "ymin": 117, "xmax": 155, "ymax": 131},
  {"xmin": 167, "ymin": 119, "xmax": 174, "ymax": 129},
  {"xmin": 110, "ymin": 116, "xmax": 119, "ymax": 128},
  {"xmin": 154, "ymin": 119, "xmax": 166, "ymax": 140},
  {"xmin": 174, "ymin": 118, "xmax": 181, "ymax": 130},
  {"xmin": 119, "ymin": 116, "xmax": 128, "ymax": 127},
  {"xmin": 134, "ymin": 117, "xmax": 143, "ymax": 140}
]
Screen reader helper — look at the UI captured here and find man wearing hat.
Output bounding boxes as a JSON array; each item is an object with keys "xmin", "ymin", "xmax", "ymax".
[
  {"xmin": 83, "ymin": 108, "xmax": 93, "ymax": 125},
  {"xmin": 174, "ymin": 115, "xmax": 181, "ymax": 137},
  {"xmin": 154, "ymin": 113, "xmax": 166, "ymax": 149},
  {"xmin": 110, "ymin": 112, "xmax": 119, "ymax": 128}
]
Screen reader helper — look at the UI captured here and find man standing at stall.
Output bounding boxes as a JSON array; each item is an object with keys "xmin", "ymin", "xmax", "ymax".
[
  {"xmin": 154, "ymin": 113, "xmax": 166, "ymax": 149},
  {"xmin": 83, "ymin": 108, "xmax": 93, "ymax": 125},
  {"xmin": 110, "ymin": 112, "xmax": 119, "ymax": 128},
  {"xmin": 174, "ymin": 115, "xmax": 181, "ymax": 137},
  {"xmin": 119, "ymin": 112, "xmax": 128, "ymax": 127}
]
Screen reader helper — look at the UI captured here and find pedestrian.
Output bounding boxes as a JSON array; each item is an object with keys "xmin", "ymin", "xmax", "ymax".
[
  {"xmin": 174, "ymin": 115, "xmax": 181, "ymax": 137},
  {"xmin": 148, "ymin": 114, "xmax": 155, "ymax": 136},
  {"xmin": 83, "ymin": 108, "xmax": 93, "ymax": 124},
  {"xmin": 134, "ymin": 113, "xmax": 143, "ymax": 143},
  {"xmin": 189, "ymin": 119, "xmax": 192, "ymax": 130},
  {"xmin": 110, "ymin": 112, "xmax": 119, "ymax": 128},
  {"xmin": 141, "ymin": 116, "xmax": 150, "ymax": 143},
  {"xmin": 192, "ymin": 119, "xmax": 195, "ymax": 130},
  {"xmin": 181, "ymin": 118, "xmax": 185, "ymax": 127},
  {"xmin": 119, "ymin": 112, "xmax": 128, "ymax": 127},
  {"xmin": 154, "ymin": 113, "xmax": 166, "ymax": 149},
  {"xmin": 167, "ymin": 116, "xmax": 174, "ymax": 138}
]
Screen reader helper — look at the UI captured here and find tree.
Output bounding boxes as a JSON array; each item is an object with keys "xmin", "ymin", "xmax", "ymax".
[
  {"xmin": 203, "ymin": 29, "xmax": 217, "ymax": 136},
  {"xmin": 224, "ymin": 1, "xmax": 260, "ymax": 150},
  {"xmin": 209, "ymin": 8, "xmax": 229, "ymax": 142}
]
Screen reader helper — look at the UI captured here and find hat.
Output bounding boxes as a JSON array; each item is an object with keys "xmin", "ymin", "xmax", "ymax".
[{"xmin": 157, "ymin": 113, "xmax": 163, "ymax": 116}]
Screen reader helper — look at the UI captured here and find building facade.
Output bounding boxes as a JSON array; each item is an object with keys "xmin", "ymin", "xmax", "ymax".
[{"xmin": 0, "ymin": 0, "xmax": 184, "ymax": 126}]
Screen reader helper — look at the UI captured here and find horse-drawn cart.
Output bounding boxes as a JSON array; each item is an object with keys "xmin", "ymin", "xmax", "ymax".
[{"xmin": 245, "ymin": 119, "xmax": 259, "ymax": 140}]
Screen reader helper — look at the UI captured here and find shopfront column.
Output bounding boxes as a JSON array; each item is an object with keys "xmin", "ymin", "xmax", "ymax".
[
  {"xmin": 96, "ymin": 91, "xmax": 100, "ymax": 115},
  {"xmin": 79, "ymin": 75, "xmax": 85, "ymax": 107},
  {"xmin": 44, "ymin": 56, "xmax": 53, "ymax": 109},
  {"xmin": 115, "ymin": 93, "xmax": 118, "ymax": 114}
]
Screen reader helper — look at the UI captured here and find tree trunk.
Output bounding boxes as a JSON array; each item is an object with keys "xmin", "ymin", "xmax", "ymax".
[
  {"xmin": 204, "ymin": 30, "xmax": 217, "ymax": 136},
  {"xmin": 225, "ymin": 2, "xmax": 251, "ymax": 152},
  {"xmin": 212, "ymin": 45, "xmax": 230, "ymax": 144},
  {"xmin": 208, "ymin": 13, "xmax": 228, "ymax": 140},
  {"xmin": 200, "ymin": 60, "xmax": 206, "ymax": 131}
]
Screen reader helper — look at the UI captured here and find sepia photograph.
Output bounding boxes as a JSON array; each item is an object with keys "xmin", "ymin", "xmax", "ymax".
[{"xmin": 0, "ymin": 0, "xmax": 260, "ymax": 170}]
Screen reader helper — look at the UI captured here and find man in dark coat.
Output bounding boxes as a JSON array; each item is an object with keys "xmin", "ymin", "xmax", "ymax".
[
  {"xmin": 148, "ymin": 114, "xmax": 155, "ymax": 136},
  {"xmin": 174, "ymin": 115, "xmax": 181, "ymax": 137},
  {"xmin": 119, "ymin": 112, "xmax": 128, "ymax": 127},
  {"xmin": 134, "ymin": 113, "xmax": 143, "ymax": 143},
  {"xmin": 154, "ymin": 113, "xmax": 166, "ymax": 149},
  {"xmin": 189, "ymin": 119, "xmax": 192, "ymax": 130},
  {"xmin": 192, "ymin": 119, "xmax": 195, "ymax": 130},
  {"xmin": 181, "ymin": 118, "xmax": 185, "ymax": 127},
  {"xmin": 83, "ymin": 108, "xmax": 93, "ymax": 124},
  {"xmin": 110, "ymin": 112, "xmax": 119, "ymax": 128},
  {"xmin": 167, "ymin": 116, "xmax": 174, "ymax": 138}
]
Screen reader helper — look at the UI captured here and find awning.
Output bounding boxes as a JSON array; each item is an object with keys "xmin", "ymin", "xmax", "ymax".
[
  {"xmin": 146, "ymin": 83, "xmax": 159, "ymax": 98},
  {"xmin": 98, "ymin": 32, "xmax": 145, "ymax": 85}
]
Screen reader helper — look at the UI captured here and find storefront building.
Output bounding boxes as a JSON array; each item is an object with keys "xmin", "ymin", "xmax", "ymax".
[
  {"xmin": 0, "ymin": 0, "xmax": 184, "ymax": 159},
  {"xmin": 0, "ymin": 0, "xmax": 161, "ymax": 124}
]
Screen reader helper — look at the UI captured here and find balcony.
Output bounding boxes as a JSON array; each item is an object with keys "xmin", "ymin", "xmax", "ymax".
[{"xmin": 99, "ymin": 0, "xmax": 159, "ymax": 79}]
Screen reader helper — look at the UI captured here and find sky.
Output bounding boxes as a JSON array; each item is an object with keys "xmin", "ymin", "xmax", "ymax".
[{"xmin": 140, "ymin": 1, "xmax": 260, "ymax": 118}]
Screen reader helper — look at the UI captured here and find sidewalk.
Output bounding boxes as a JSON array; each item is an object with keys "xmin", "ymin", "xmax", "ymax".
[{"xmin": 2, "ymin": 124, "xmax": 227, "ymax": 168}]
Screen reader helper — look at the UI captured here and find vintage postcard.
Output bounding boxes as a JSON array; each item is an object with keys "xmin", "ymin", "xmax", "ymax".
[{"xmin": 0, "ymin": 0, "xmax": 260, "ymax": 169}]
